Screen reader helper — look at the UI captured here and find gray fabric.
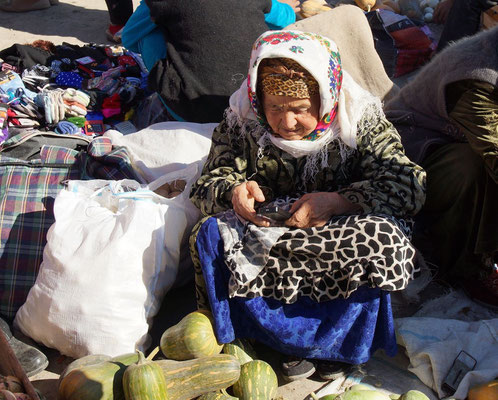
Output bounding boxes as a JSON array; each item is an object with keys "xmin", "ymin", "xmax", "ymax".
[{"xmin": 385, "ymin": 26, "xmax": 498, "ymax": 136}]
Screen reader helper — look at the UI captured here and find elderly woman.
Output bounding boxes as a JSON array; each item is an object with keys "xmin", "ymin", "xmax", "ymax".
[{"xmin": 189, "ymin": 30, "xmax": 426, "ymax": 382}]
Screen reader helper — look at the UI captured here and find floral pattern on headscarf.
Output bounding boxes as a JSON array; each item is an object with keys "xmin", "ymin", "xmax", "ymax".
[{"xmin": 247, "ymin": 30, "xmax": 343, "ymax": 141}]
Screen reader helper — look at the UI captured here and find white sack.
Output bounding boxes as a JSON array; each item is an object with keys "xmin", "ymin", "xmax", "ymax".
[
  {"xmin": 15, "ymin": 165, "xmax": 198, "ymax": 358},
  {"xmin": 105, "ymin": 121, "xmax": 216, "ymax": 286},
  {"xmin": 104, "ymin": 121, "xmax": 217, "ymax": 183}
]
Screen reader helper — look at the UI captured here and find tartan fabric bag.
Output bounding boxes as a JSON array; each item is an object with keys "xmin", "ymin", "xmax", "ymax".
[
  {"xmin": 366, "ymin": 9, "xmax": 436, "ymax": 78},
  {"xmin": 0, "ymin": 129, "xmax": 140, "ymax": 320}
]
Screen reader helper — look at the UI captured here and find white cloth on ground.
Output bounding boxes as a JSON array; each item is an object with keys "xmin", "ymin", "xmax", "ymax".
[
  {"xmin": 395, "ymin": 290, "xmax": 498, "ymax": 399},
  {"xmin": 104, "ymin": 121, "xmax": 217, "ymax": 183}
]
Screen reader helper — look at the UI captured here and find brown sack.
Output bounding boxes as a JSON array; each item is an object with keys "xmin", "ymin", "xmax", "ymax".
[{"xmin": 287, "ymin": 4, "xmax": 399, "ymax": 102}]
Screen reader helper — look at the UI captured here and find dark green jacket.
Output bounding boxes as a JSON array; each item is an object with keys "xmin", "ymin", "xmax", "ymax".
[{"xmin": 190, "ymin": 112, "xmax": 426, "ymax": 219}]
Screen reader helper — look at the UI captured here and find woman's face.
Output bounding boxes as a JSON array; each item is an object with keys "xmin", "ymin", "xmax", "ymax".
[{"xmin": 262, "ymin": 93, "xmax": 320, "ymax": 140}]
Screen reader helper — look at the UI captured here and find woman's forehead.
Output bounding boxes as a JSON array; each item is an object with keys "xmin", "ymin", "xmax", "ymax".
[{"xmin": 262, "ymin": 94, "xmax": 316, "ymax": 108}]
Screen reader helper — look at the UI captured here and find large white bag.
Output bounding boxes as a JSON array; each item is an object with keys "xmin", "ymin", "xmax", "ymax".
[{"xmin": 14, "ymin": 164, "xmax": 198, "ymax": 358}]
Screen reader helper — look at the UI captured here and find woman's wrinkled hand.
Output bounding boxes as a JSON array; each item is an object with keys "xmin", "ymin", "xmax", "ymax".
[
  {"xmin": 285, "ymin": 192, "xmax": 361, "ymax": 228},
  {"xmin": 278, "ymin": 0, "xmax": 301, "ymax": 13},
  {"xmin": 231, "ymin": 181, "xmax": 271, "ymax": 227}
]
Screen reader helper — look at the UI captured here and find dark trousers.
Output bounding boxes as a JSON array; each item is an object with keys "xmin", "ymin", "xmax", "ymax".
[
  {"xmin": 437, "ymin": 0, "xmax": 498, "ymax": 51},
  {"xmin": 415, "ymin": 143, "xmax": 498, "ymax": 281},
  {"xmin": 105, "ymin": 0, "xmax": 134, "ymax": 26}
]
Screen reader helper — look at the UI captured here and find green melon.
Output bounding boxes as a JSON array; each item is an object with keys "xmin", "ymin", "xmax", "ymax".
[
  {"xmin": 223, "ymin": 338, "xmax": 258, "ymax": 365},
  {"xmin": 160, "ymin": 310, "xmax": 223, "ymax": 360},
  {"xmin": 232, "ymin": 360, "xmax": 278, "ymax": 400}
]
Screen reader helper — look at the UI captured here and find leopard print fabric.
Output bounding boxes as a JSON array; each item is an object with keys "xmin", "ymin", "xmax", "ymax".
[
  {"xmin": 216, "ymin": 210, "xmax": 418, "ymax": 304},
  {"xmin": 259, "ymin": 58, "xmax": 319, "ymax": 98},
  {"xmin": 260, "ymin": 74, "xmax": 317, "ymax": 98}
]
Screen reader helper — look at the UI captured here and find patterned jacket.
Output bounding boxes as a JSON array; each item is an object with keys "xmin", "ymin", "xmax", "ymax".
[{"xmin": 190, "ymin": 111, "xmax": 426, "ymax": 220}]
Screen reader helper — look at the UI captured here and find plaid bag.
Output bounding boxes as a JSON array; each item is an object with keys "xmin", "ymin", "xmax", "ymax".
[
  {"xmin": 366, "ymin": 9, "xmax": 436, "ymax": 78},
  {"xmin": 0, "ymin": 130, "xmax": 140, "ymax": 320}
]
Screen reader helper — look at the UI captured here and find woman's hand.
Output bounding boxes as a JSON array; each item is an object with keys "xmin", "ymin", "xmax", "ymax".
[
  {"xmin": 278, "ymin": 0, "xmax": 301, "ymax": 13},
  {"xmin": 231, "ymin": 181, "xmax": 271, "ymax": 227},
  {"xmin": 285, "ymin": 192, "xmax": 362, "ymax": 228}
]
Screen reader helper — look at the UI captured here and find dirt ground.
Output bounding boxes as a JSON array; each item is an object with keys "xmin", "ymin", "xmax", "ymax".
[
  {"xmin": 0, "ymin": 0, "xmax": 141, "ymax": 50},
  {"xmin": 1, "ymin": 3, "xmax": 448, "ymax": 400}
]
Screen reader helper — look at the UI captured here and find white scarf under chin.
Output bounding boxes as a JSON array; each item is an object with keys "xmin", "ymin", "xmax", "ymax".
[
  {"xmin": 229, "ymin": 70, "xmax": 384, "ymax": 157},
  {"xmin": 268, "ymin": 119, "xmax": 340, "ymax": 158}
]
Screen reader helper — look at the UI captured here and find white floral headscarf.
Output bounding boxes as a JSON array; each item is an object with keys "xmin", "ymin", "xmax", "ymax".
[
  {"xmin": 230, "ymin": 29, "xmax": 383, "ymax": 149},
  {"xmin": 229, "ymin": 30, "xmax": 383, "ymax": 182},
  {"xmin": 248, "ymin": 31, "xmax": 342, "ymax": 140}
]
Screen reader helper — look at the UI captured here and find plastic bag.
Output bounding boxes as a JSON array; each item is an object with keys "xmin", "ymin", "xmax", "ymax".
[
  {"xmin": 132, "ymin": 92, "xmax": 170, "ymax": 131},
  {"xmin": 14, "ymin": 165, "xmax": 198, "ymax": 358}
]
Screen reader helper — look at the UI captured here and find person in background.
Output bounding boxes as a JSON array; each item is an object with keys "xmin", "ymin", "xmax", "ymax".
[
  {"xmin": 384, "ymin": 26, "xmax": 498, "ymax": 309},
  {"xmin": 0, "ymin": 0, "xmax": 57, "ymax": 12},
  {"xmin": 130, "ymin": 0, "xmax": 299, "ymax": 124},
  {"xmin": 122, "ymin": 0, "xmax": 301, "ymax": 72},
  {"xmin": 433, "ymin": 0, "xmax": 497, "ymax": 51},
  {"xmin": 189, "ymin": 30, "xmax": 425, "ymax": 382},
  {"xmin": 105, "ymin": 0, "xmax": 134, "ymax": 42}
]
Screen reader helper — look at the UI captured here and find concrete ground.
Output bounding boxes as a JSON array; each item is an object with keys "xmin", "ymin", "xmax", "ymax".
[{"xmin": 1, "ymin": 2, "xmax": 449, "ymax": 399}]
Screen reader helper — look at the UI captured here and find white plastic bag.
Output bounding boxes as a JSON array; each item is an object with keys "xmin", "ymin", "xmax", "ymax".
[{"xmin": 14, "ymin": 164, "xmax": 198, "ymax": 358}]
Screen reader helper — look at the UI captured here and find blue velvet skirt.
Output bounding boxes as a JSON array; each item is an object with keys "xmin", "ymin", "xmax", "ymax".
[{"xmin": 196, "ymin": 217, "xmax": 398, "ymax": 364}]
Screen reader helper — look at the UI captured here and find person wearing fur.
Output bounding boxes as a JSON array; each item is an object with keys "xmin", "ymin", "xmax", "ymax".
[
  {"xmin": 384, "ymin": 26, "xmax": 498, "ymax": 309},
  {"xmin": 189, "ymin": 30, "xmax": 426, "ymax": 382}
]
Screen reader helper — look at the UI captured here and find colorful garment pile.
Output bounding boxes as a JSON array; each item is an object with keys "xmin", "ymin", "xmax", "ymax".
[{"xmin": 0, "ymin": 41, "xmax": 149, "ymax": 144}]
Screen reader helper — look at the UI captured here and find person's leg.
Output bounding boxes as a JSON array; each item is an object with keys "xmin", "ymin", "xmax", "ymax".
[
  {"xmin": 419, "ymin": 143, "xmax": 488, "ymax": 280},
  {"xmin": 121, "ymin": 1, "xmax": 166, "ymax": 71},
  {"xmin": 105, "ymin": 0, "xmax": 133, "ymax": 26},
  {"xmin": 437, "ymin": 0, "xmax": 498, "ymax": 51},
  {"xmin": 105, "ymin": 0, "xmax": 134, "ymax": 41}
]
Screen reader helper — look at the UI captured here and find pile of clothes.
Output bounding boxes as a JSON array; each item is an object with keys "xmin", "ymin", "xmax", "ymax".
[{"xmin": 0, "ymin": 40, "xmax": 149, "ymax": 144}]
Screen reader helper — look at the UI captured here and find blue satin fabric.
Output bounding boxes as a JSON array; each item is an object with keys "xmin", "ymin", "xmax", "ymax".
[{"xmin": 196, "ymin": 216, "xmax": 398, "ymax": 364}]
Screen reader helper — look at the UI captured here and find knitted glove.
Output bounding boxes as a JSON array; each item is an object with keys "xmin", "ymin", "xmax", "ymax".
[
  {"xmin": 63, "ymin": 99, "xmax": 87, "ymax": 117},
  {"xmin": 63, "ymin": 88, "xmax": 90, "ymax": 108}
]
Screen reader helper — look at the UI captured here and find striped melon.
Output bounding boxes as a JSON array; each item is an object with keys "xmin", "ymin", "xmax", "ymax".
[
  {"xmin": 157, "ymin": 354, "xmax": 241, "ymax": 400},
  {"xmin": 223, "ymin": 338, "xmax": 258, "ymax": 365},
  {"xmin": 122, "ymin": 351, "xmax": 167, "ymax": 400},
  {"xmin": 58, "ymin": 354, "xmax": 112, "ymax": 385},
  {"xmin": 232, "ymin": 360, "xmax": 278, "ymax": 400},
  {"xmin": 160, "ymin": 310, "xmax": 223, "ymax": 360},
  {"xmin": 197, "ymin": 390, "xmax": 238, "ymax": 400},
  {"xmin": 58, "ymin": 353, "xmax": 139, "ymax": 400}
]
